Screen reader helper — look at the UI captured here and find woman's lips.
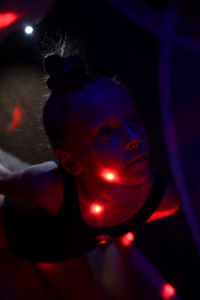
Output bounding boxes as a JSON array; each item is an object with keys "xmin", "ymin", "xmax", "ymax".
[{"xmin": 127, "ymin": 155, "xmax": 148, "ymax": 167}]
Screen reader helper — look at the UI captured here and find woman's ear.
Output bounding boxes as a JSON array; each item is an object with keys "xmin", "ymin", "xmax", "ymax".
[{"xmin": 55, "ymin": 149, "xmax": 83, "ymax": 175}]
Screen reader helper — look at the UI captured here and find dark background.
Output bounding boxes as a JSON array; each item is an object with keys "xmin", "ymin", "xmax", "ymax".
[{"xmin": 0, "ymin": 1, "xmax": 199, "ymax": 299}]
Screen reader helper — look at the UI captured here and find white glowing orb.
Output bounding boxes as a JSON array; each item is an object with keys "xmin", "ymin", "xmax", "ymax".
[{"xmin": 25, "ymin": 26, "xmax": 33, "ymax": 34}]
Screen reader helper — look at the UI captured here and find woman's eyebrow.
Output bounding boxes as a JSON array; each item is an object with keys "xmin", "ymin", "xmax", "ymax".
[
  {"xmin": 89, "ymin": 116, "xmax": 116, "ymax": 130},
  {"xmin": 89, "ymin": 108, "xmax": 138, "ymax": 130}
]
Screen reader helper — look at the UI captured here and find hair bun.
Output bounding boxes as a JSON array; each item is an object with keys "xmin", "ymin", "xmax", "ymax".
[
  {"xmin": 45, "ymin": 55, "xmax": 88, "ymax": 90},
  {"xmin": 44, "ymin": 55, "xmax": 65, "ymax": 76},
  {"xmin": 63, "ymin": 56, "xmax": 87, "ymax": 75}
]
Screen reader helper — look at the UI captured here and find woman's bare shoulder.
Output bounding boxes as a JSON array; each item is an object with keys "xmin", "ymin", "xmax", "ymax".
[{"xmin": 19, "ymin": 161, "xmax": 64, "ymax": 215}]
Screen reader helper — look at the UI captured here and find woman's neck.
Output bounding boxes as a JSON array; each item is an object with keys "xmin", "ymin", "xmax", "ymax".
[{"xmin": 75, "ymin": 168, "xmax": 155, "ymax": 227}]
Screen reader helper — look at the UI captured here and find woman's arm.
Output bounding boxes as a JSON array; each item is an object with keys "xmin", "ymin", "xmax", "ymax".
[
  {"xmin": 0, "ymin": 161, "xmax": 64, "ymax": 248},
  {"xmin": 0, "ymin": 169, "xmax": 24, "ymax": 201},
  {"xmin": 0, "ymin": 161, "xmax": 63, "ymax": 215}
]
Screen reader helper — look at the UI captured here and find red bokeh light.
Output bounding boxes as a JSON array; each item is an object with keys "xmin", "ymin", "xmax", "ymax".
[
  {"xmin": 90, "ymin": 203, "xmax": 104, "ymax": 215},
  {"xmin": 6, "ymin": 106, "xmax": 24, "ymax": 134},
  {"xmin": 121, "ymin": 232, "xmax": 135, "ymax": 246},
  {"xmin": 0, "ymin": 12, "xmax": 19, "ymax": 29},
  {"xmin": 162, "ymin": 283, "xmax": 176, "ymax": 299},
  {"xmin": 97, "ymin": 239, "xmax": 107, "ymax": 245}
]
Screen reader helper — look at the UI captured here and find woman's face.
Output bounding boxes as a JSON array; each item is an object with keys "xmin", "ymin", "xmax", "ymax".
[{"xmin": 64, "ymin": 79, "xmax": 151, "ymax": 185}]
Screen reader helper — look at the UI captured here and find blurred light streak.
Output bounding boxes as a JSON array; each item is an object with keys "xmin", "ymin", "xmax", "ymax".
[
  {"xmin": 0, "ymin": 12, "xmax": 19, "ymax": 29},
  {"xmin": 162, "ymin": 283, "xmax": 176, "ymax": 299},
  {"xmin": 159, "ymin": 9, "xmax": 200, "ymax": 253},
  {"xmin": 128, "ymin": 246, "xmax": 180, "ymax": 299},
  {"xmin": 6, "ymin": 106, "xmax": 24, "ymax": 134}
]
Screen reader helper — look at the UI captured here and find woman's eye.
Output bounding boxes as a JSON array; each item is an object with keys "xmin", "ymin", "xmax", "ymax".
[
  {"xmin": 97, "ymin": 126, "xmax": 114, "ymax": 137},
  {"xmin": 129, "ymin": 114, "xmax": 138, "ymax": 125}
]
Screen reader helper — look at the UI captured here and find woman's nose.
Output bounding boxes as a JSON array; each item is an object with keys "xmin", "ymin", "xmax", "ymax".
[{"xmin": 123, "ymin": 127, "xmax": 141, "ymax": 151}]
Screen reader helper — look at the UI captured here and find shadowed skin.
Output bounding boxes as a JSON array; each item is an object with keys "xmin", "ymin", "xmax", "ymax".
[
  {"xmin": 0, "ymin": 79, "xmax": 180, "ymax": 232},
  {"xmin": 55, "ymin": 79, "xmax": 178, "ymax": 227}
]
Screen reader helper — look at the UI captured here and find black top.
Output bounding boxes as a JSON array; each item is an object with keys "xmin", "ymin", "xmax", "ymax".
[{"xmin": 2, "ymin": 163, "xmax": 166, "ymax": 262}]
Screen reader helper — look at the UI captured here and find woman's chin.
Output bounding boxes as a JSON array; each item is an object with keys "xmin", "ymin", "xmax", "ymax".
[{"xmin": 121, "ymin": 167, "xmax": 152, "ymax": 186}]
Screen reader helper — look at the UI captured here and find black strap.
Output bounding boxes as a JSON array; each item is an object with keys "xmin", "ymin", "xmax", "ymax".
[
  {"xmin": 56, "ymin": 162, "xmax": 167, "ymax": 237},
  {"xmin": 88, "ymin": 168, "xmax": 166, "ymax": 236}
]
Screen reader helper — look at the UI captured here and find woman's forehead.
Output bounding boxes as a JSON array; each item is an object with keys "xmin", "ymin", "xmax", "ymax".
[{"xmin": 68, "ymin": 80, "xmax": 136, "ymax": 119}]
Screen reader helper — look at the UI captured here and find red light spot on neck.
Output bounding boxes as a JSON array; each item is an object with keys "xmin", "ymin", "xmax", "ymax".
[
  {"xmin": 90, "ymin": 203, "xmax": 103, "ymax": 215},
  {"xmin": 162, "ymin": 283, "xmax": 175, "ymax": 299},
  {"xmin": 121, "ymin": 232, "xmax": 135, "ymax": 246},
  {"xmin": 0, "ymin": 12, "xmax": 19, "ymax": 29}
]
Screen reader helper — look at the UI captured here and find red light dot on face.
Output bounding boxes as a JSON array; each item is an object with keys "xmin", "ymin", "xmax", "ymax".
[
  {"xmin": 162, "ymin": 283, "xmax": 175, "ymax": 299},
  {"xmin": 101, "ymin": 169, "xmax": 119, "ymax": 182},
  {"xmin": 121, "ymin": 232, "xmax": 135, "ymax": 246},
  {"xmin": 91, "ymin": 204, "xmax": 103, "ymax": 214},
  {"xmin": 0, "ymin": 12, "xmax": 19, "ymax": 29}
]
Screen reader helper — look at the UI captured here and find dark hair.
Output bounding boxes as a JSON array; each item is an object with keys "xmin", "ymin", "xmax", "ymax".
[
  {"xmin": 43, "ymin": 54, "xmax": 101, "ymax": 150},
  {"xmin": 43, "ymin": 53, "xmax": 127, "ymax": 151}
]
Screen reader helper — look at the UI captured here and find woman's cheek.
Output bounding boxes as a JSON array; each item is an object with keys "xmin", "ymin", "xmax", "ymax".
[{"xmin": 92, "ymin": 139, "xmax": 123, "ymax": 166}]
